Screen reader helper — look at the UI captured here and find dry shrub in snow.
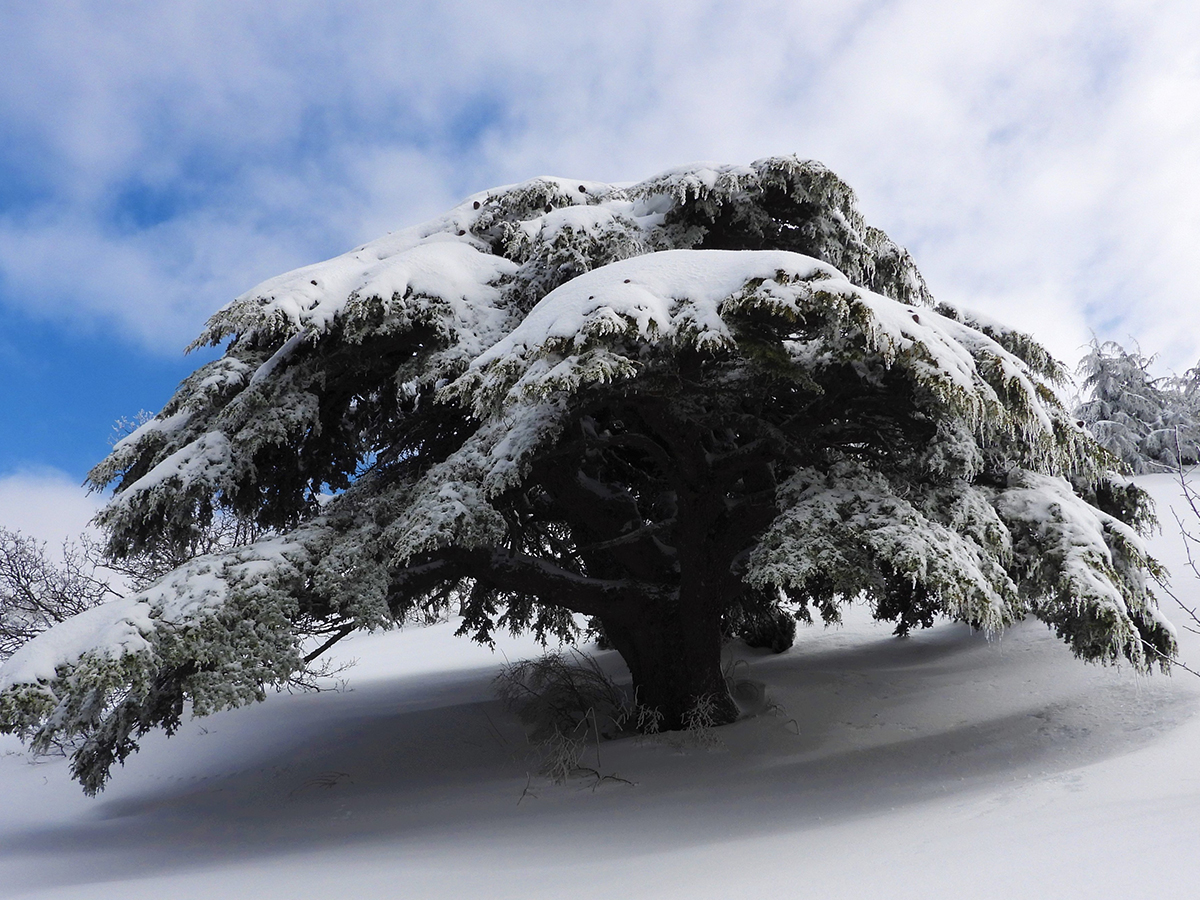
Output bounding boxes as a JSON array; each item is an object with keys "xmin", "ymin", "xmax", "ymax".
[{"xmin": 495, "ymin": 650, "xmax": 624, "ymax": 744}]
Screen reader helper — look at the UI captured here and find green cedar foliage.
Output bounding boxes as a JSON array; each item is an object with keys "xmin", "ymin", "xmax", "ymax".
[{"xmin": 0, "ymin": 158, "xmax": 1176, "ymax": 793}]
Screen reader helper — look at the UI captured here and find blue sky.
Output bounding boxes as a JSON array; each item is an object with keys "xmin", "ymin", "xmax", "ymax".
[{"xmin": 4, "ymin": 0, "xmax": 1200, "ymax": 540}]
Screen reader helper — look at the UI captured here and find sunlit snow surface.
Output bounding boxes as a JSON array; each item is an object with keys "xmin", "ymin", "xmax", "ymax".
[{"xmin": 3, "ymin": 474, "xmax": 1200, "ymax": 899}]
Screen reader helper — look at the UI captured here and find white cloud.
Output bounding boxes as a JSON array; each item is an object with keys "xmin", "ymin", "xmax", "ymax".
[
  {"xmin": 2, "ymin": 0, "xmax": 1200, "ymax": 374},
  {"xmin": 0, "ymin": 468, "xmax": 101, "ymax": 549}
]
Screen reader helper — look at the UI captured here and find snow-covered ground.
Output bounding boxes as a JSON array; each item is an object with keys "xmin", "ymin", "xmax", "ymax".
[{"xmin": 4, "ymin": 473, "xmax": 1200, "ymax": 900}]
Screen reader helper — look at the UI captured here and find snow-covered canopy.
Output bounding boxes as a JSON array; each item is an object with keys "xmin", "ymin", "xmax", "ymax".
[{"xmin": 0, "ymin": 157, "xmax": 1175, "ymax": 794}]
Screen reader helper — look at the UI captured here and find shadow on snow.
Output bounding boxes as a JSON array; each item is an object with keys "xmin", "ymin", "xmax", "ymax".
[{"xmin": 2, "ymin": 616, "xmax": 1194, "ymax": 894}]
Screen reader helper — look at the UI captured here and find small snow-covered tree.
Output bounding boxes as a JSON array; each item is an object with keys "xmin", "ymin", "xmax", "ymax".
[
  {"xmin": 0, "ymin": 158, "xmax": 1176, "ymax": 793},
  {"xmin": 1075, "ymin": 339, "xmax": 1200, "ymax": 472},
  {"xmin": 1163, "ymin": 360, "xmax": 1200, "ymax": 462}
]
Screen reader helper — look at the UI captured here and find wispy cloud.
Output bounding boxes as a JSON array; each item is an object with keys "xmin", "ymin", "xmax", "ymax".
[
  {"xmin": 2, "ymin": 0, "xmax": 1199, "ymax": 376},
  {"xmin": 0, "ymin": 468, "xmax": 100, "ymax": 546}
]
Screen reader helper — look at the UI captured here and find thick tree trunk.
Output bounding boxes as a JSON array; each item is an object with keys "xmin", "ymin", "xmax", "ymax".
[
  {"xmin": 600, "ymin": 592, "xmax": 739, "ymax": 732},
  {"xmin": 496, "ymin": 401, "xmax": 783, "ymax": 735}
]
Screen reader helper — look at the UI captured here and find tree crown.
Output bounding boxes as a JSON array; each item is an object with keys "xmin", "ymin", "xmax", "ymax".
[{"xmin": 0, "ymin": 157, "xmax": 1175, "ymax": 794}]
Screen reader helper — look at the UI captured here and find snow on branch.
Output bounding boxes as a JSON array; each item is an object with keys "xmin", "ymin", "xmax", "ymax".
[{"xmin": 1, "ymin": 156, "xmax": 1177, "ymax": 792}]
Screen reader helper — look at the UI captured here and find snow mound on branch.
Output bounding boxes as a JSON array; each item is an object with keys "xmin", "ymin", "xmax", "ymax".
[
  {"xmin": 458, "ymin": 249, "xmax": 1058, "ymax": 452},
  {"xmin": 995, "ymin": 471, "xmax": 1174, "ymax": 664},
  {"xmin": 191, "ymin": 156, "xmax": 931, "ymax": 355},
  {"xmin": 471, "ymin": 249, "xmax": 833, "ymax": 365},
  {"xmin": 0, "ymin": 528, "xmax": 327, "ymax": 694},
  {"xmin": 0, "ymin": 597, "xmax": 154, "ymax": 689},
  {"xmin": 198, "ymin": 232, "xmax": 519, "ymax": 346}
]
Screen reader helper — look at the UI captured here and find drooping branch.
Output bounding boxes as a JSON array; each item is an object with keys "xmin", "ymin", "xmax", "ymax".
[
  {"xmin": 580, "ymin": 517, "xmax": 677, "ymax": 553},
  {"xmin": 582, "ymin": 428, "xmax": 677, "ymax": 477},
  {"xmin": 709, "ymin": 435, "xmax": 782, "ymax": 479},
  {"xmin": 302, "ymin": 624, "xmax": 357, "ymax": 664},
  {"xmin": 393, "ymin": 546, "xmax": 660, "ymax": 619}
]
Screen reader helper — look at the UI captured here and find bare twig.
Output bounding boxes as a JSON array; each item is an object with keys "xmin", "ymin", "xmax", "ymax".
[
  {"xmin": 1165, "ymin": 433, "xmax": 1200, "ymax": 636},
  {"xmin": 517, "ymin": 772, "xmax": 538, "ymax": 805},
  {"xmin": 1141, "ymin": 637, "xmax": 1200, "ymax": 679}
]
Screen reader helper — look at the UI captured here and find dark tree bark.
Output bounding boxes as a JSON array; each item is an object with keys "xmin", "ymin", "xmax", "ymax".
[
  {"xmin": 599, "ymin": 595, "xmax": 738, "ymax": 730},
  {"xmin": 533, "ymin": 392, "xmax": 781, "ymax": 729},
  {"xmin": 394, "ymin": 380, "xmax": 796, "ymax": 733}
]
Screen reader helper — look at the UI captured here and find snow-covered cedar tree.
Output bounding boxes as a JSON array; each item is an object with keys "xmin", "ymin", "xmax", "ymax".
[
  {"xmin": 1075, "ymin": 339, "xmax": 1200, "ymax": 473},
  {"xmin": 0, "ymin": 157, "xmax": 1176, "ymax": 793}
]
